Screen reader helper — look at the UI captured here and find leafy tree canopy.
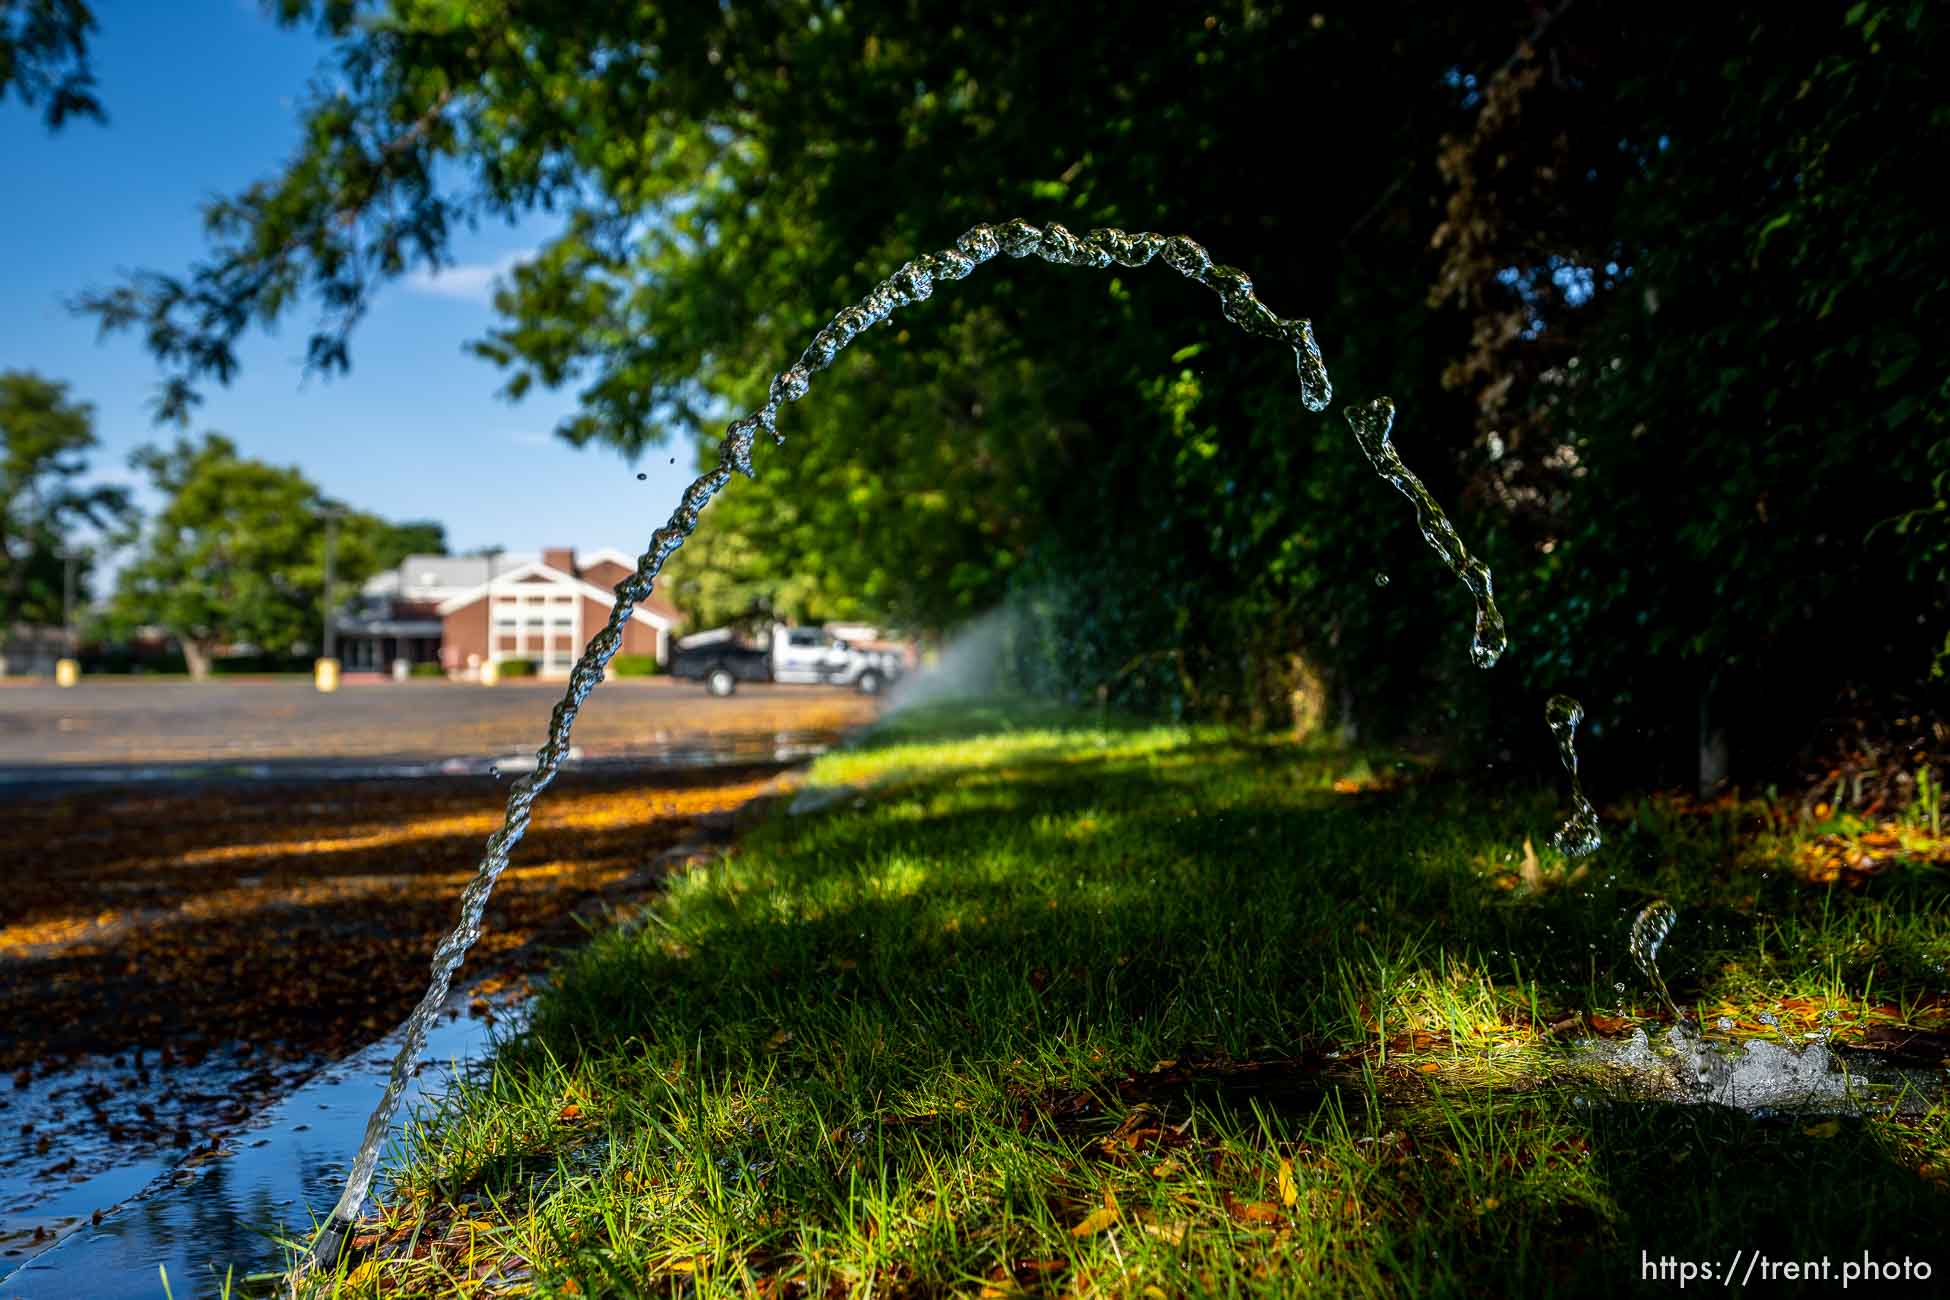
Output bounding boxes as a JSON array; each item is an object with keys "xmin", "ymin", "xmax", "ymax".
[
  {"xmin": 0, "ymin": 370, "xmax": 128, "ymax": 626},
  {"xmin": 110, "ymin": 432, "xmax": 439, "ymax": 677},
  {"xmin": 80, "ymin": 0, "xmax": 1950, "ymax": 781},
  {"xmin": 0, "ymin": 0, "xmax": 101, "ymax": 129}
]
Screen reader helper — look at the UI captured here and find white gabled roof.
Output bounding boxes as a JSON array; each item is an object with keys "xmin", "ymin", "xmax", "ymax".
[
  {"xmin": 578, "ymin": 547, "xmax": 641, "ymax": 572},
  {"xmin": 362, "ymin": 553, "xmax": 538, "ymax": 600},
  {"xmin": 434, "ymin": 559, "xmax": 679, "ymax": 629}
]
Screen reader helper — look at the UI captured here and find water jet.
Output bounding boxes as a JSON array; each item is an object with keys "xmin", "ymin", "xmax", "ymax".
[{"xmin": 299, "ymin": 218, "xmax": 1524, "ymax": 1278}]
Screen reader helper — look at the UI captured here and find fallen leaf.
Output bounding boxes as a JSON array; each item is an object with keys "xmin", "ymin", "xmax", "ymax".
[
  {"xmin": 1223, "ymin": 1191, "xmax": 1281, "ymax": 1225},
  {"xmin": 1070, "ymin": 1207, "xmax": 1119, "ymax": 1237},
  {"xmin": 1278, "ymin": 1158, "xmax": 1298, "ymax": 1207},
  {"xmin": 558, "ymin": 1103, "xmax": 582, "ymax": 1120},
  {"xmin": 1803, "ymin": 1118, "xmax": 1842, "ymax": 1139},
  {"xmin": 1518, "ymin": 837, "xmax": 1542, "ymax": 890}
]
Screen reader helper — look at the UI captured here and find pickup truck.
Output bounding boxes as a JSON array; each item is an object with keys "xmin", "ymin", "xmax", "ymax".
[{"xmin": 670, "ymin": 624, "xmax": 906, "ymax": 698}]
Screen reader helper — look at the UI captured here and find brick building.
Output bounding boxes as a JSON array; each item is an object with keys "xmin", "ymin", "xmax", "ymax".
[{"xmin": 336, "ymin": 547, "xmax": 682, "ymax": 678}]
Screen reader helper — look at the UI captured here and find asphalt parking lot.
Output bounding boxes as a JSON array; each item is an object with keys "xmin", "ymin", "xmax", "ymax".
[{"xmin": 0, "ymin": 676, "xmax": 879, "ymax": 769}]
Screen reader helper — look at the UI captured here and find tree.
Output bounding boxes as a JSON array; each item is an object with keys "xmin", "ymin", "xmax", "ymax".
[
  {"xmin": 0, "ymin": 371, "xmax": 128, "ymax": 627},
  {"xmin": 0, "ymin": 0, "xmax": 101, "ymax": 129},
  {"xmin": 79, "ymin": 1, "xmax": 1482, "ymax": 681},
  {"xmin": 1423, "ymin": 1, "xmax": 1950, "ymax": 782},
  {"xmin": 111, "ymin": 433, "xmax": 433, "ymax": 678},
  {"xmin": 81, "ymin": 2, "xmax": 1950, "ymax": 779},
  {"xmin": 369, "ymin": 518, "xmax": 447, "ymax": 568}
]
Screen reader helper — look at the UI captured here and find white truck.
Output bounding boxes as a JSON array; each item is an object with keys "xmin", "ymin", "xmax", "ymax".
[{"xmin": 670, "ymin": 623, "xmax": 907, "ymax": 697}]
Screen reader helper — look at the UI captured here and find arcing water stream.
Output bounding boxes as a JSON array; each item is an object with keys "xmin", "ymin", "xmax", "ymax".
[{"xmin": 304, "ymin": 219, "xmax": 1588, "ymax": 1270}]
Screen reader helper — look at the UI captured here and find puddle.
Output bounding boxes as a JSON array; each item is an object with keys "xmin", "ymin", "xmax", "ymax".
[
  {"xmin": 1, "ymin": 1046, "xmax": 326, "ymax": 1262},
  {"xmin": 1570, "ymin": 1022, "xmax": 1946, "ymax": 1118},
  {"xmin": 0, "ymin": 980, "xmax": 530, "ymax": 1298}
]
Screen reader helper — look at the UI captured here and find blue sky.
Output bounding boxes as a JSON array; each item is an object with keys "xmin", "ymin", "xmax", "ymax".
[{"xmin": 2, "ymin": 1, "xmax": 702, "ymax": 564}]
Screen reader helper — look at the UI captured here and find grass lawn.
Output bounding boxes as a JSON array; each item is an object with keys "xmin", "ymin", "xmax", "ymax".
[{"xmin": 309, "ymin": 699, "xmax": 1950, "ymax": 1297}]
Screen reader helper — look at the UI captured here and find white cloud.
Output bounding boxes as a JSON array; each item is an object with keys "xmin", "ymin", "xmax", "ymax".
[{"xmin": 404, "ymin": 249, "xmax": 534, "ymax": 303}]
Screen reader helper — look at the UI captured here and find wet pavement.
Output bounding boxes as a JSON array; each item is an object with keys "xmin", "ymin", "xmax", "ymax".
[
  {"xmin": 1, "ymin": 974, "xmax": 532, "ymax": 1298},
  {"xmin": 0, "ymin": 729, "xmax": 839, "ymax": 799},
  {"xmin": 0, "ymin": 678, "xmax": 875, "ymax": 769},
  {"xmin": 0, "ymin": 682, "xmax": 869, "ymax": 1296}
]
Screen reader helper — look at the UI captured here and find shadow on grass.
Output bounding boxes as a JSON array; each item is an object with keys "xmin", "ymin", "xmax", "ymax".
[{"xmin": 414, "ymin": 728, "xmax": 1950, "ymax": 1296}]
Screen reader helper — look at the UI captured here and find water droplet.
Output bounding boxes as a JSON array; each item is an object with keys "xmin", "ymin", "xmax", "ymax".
[
  {"xmin": 769, "ymin": 365, "xmax": 811, "ymax": 407},
  {"xmin": 1545, "ymin": 694, "xmax": 1601, "ymax": 856},
  {"xmin": 1373, "ymin": 572, "xmax": 1389, "ymax": 588},
  {"xmin": 1343, "ymin": 398, "xmax": 1505, "ymax": 667},
  {"xmin": 636, "ymin": 472, "xmax": 647, "ymax": 481},
  {"xmin": 999, "ymin": 218, "xmax": 1042, "ymax": 257},
  {"xmin": 1628, "ymin": 900, "xmax": 1678, "ymax": 1017},
  {"xmin": 1161, "ymin": 235, "xmax": 1212, "ymax": 278}
]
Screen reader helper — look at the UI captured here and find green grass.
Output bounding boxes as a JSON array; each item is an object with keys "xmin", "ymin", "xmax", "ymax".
[{"xmin": 309, "ymin": 698, "xmax": 1950, "ymax": 1297}]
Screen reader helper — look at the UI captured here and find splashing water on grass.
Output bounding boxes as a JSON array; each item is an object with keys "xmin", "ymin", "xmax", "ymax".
[
  {"xmin": 1575, "ymin": 1020, "xmax": 1933, "ymax": 1117},
  {"xmin": 303, "ymin": 219, "xmax": 1509, "ymax": 1271}
]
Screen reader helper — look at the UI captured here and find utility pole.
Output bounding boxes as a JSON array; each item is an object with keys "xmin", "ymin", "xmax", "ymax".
[
  {"xmin": 54, "ymin": 547, "xmax": 82, "ymax": 687},
  {"xmin": 60, "ymin": 548, "xmax": 78, "ymax": 651},
  {"xmin": 321, "ymin": 505, "xmax": 344, "ymax": 660}
]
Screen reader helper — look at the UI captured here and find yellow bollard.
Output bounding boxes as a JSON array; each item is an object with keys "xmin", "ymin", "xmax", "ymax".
[
  {"xmin": 314, "ymin": 657, "xmax": 341, "ymax": 693},
  {"xmin": 55, "ymin": 658, "xmax": 79, "ymax": 688},
  {"xmin": 480, "ymin": 659, "xmax": 500, "ymax": 687}
]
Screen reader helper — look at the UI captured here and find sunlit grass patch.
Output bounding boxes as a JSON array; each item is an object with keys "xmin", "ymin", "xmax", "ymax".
[{"xmin": 309, "ymin": 698, "xmax": 1950, "ymax": 1297}]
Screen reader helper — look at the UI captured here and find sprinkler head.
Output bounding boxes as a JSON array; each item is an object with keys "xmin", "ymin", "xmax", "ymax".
[{"xmin": 306, "ymin": 1214, "xmax": 359, "ymax": 1272}]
